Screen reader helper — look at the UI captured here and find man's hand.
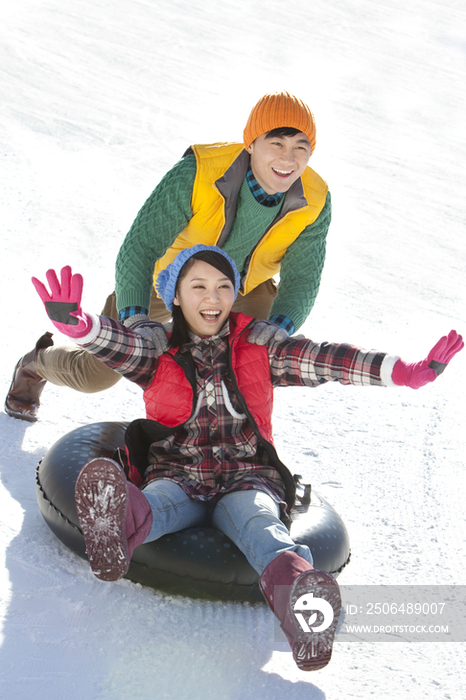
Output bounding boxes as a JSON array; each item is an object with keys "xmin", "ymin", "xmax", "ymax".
[
  {"xmin": 123, "ymin": 314, "xmax": 169, "ymax": 356},
  {"xmin": 248, "ymin": 320, "xmax": 290, "ymax": 346}
]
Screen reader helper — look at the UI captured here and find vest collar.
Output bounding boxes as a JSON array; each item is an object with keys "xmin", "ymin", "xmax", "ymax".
[
  {"xmin": 214, "ymin": 149, "xmax": 309, "ymax": 249},
  {"xmin": 215, "ymin": 149, "xmax": 249, "ymax": 247}
]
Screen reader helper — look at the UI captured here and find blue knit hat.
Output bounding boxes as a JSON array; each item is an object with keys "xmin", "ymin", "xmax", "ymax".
[{"xmin": 155, "ymin": 245, "xmax": 241, "ymax": 312}]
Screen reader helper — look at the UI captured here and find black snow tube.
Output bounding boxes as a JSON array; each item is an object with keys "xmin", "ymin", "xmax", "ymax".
[{"xmin": 36, "ymin": 421, "xmax": 351, "ymax": 602}]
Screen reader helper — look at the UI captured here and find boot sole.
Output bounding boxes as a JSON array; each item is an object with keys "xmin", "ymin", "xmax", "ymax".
[
  {"xmin": 75, "ymin": 457, "xmax": 130, "ymax": 581},
  {"xmin": 4, "ymin": 399, "xmax": 38, "ymax": 422},
  {"xmin": 289, "ymin": 569, "xmax": 342, "ymax": 671}
]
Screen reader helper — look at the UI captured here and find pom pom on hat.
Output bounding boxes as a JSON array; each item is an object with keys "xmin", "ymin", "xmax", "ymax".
[
  {"xmin": 243, "ymin": 91, "xmax": 316, "ymax": 153},
  {"xmin": 156, "ymin": 245, "xmax": 241, "ymax": 312}
]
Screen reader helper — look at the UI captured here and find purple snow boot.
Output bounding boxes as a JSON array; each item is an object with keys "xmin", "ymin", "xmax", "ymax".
[
  {"xmin": 259, "ymin": 551, "xmax": 342, "ymax": 671},
  {"xmin": 75, "ymin": 457, "xmax": 153, "ymax": 581}
]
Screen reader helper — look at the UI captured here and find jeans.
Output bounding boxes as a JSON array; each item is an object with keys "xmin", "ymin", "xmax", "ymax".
[{"xmin": 141, "ymin": 479, "xmax": 312, "ymax": 575}]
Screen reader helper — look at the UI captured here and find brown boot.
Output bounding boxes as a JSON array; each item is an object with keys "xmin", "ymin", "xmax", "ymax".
[{"xmin": 4, "ymin": 332, "xmax": 54, "ymax": 422}]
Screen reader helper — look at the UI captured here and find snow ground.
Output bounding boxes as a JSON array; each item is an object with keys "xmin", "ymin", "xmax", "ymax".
[{"xmin": 1, "ymin": 0, "xmax": 465, "ymax": 698}]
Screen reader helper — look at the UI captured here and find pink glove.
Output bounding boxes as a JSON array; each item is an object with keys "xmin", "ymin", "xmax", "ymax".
[
  {"xmin": 392, "ymin": 330, "xmax": 464, "ymax": 389},
  {"xmin": 31, "ymin": 266, "xmax": 93, "ymax": 338}
]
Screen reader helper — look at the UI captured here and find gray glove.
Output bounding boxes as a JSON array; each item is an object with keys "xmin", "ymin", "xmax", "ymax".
[
  {"xmin": 247, "ymin": 320, "xmax": 290, "ymax": 345},
  {"xmin": 123, "ymin": 314, "xmax": 169, "ymax": 356}
]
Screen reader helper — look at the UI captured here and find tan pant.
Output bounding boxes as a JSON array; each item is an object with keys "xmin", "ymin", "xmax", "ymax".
[{"xmin": 35, "ymin": 280, "xmax": 277, "ymax": 393}]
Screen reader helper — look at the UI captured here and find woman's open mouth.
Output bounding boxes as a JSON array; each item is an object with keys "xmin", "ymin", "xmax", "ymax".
[{"xmin": 200, "ymin": 310, "xmax": 222, "ymax": 322}]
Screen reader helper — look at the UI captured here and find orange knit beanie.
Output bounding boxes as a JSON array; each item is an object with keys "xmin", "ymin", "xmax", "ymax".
[{"xmin": 243, "ymin": 91, "xmax": 316, "ymax": 153}]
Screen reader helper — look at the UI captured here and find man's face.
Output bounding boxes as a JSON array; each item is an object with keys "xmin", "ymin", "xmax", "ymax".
[{"xmin": 247, "ymin": 132, "xmax": 311, "ymax": 195}]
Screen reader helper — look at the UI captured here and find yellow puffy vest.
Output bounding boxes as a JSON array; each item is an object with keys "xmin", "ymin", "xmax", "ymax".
[{"xmin": 154, "ymin": 142, "xmax": 328, "ymax": 295}]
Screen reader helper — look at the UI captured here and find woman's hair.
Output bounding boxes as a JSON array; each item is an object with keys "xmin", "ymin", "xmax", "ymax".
[{"xmin": 169, "ymin": 250, "xmax": 237, "ymax": 349}]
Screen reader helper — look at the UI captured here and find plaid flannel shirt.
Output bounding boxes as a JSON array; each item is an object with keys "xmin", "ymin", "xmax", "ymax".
[{"xmin": 80, "ymin": 316, "xmax": 388, "ymax": 504}]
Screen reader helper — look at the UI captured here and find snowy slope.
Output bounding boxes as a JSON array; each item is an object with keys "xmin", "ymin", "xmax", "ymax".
[{"xmin": 1, "ymin": 1, "xmax": 465, "ymax": 698}]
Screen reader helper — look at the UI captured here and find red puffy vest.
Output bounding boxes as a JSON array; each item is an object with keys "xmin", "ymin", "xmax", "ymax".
[{"xmin": 143, "ymin": 313, "xmax": 274, "ymax": 443}]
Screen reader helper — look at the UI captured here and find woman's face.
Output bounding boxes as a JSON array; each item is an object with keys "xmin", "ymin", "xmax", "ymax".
[{"xmin": 173, "ymin": 259, "xmax": 236, "ymax": 337}]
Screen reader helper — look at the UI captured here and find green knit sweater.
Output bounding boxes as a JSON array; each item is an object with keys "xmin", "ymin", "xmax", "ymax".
[{"xmin": 115, "ymin": 154, "xmax": 331, "ymax": 331}]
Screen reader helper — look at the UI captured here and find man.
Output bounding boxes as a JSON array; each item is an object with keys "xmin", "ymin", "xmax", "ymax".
[{"xmin": 5, "ymin": 91, "xmax": 332, "ymax": 422}]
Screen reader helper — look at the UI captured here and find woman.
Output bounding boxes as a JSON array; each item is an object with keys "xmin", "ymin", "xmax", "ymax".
[{"xmin": 31, "ymin": 246, "xmax": 463, "ymax": 672}]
